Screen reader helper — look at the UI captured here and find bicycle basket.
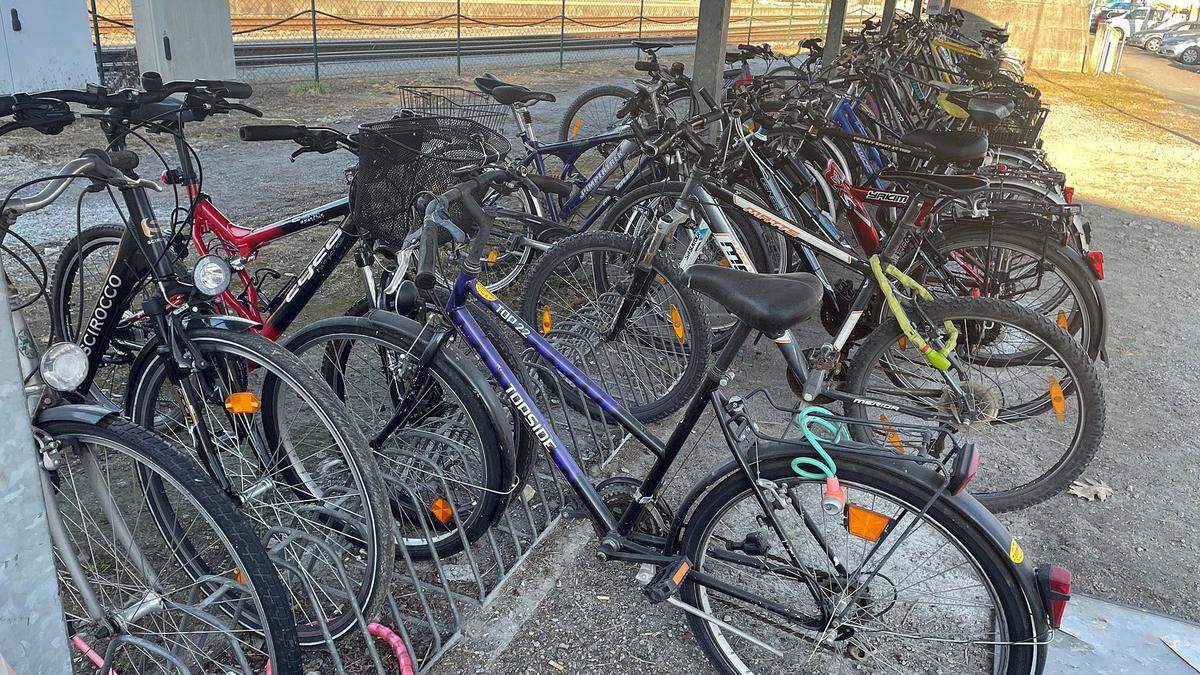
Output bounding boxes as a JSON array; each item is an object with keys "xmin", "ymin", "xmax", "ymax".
[
  {"xmin": 396, "ymin": 86, "xmax": 510, "ymax": 135},
  {"xmin": 350, "ymin": 115, "xmax": 510, "ymax": 246}
]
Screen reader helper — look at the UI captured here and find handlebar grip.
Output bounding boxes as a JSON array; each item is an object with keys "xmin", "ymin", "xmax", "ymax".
[
  {"xmin": 239, "ymin": 125, "xmax": 306, "ymax": 142},
  {"xmin": 199, "ymin": 80, "xmax": 253, "ymax": 99},
  {"xmin": 414, "ymin": 216, "xmax": 440, "ymax": 291}
]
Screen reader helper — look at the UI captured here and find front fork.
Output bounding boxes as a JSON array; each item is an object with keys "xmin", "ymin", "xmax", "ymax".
[{"xmin": 603, "ymin": 204, "xmax": 693, "ymax": 341}]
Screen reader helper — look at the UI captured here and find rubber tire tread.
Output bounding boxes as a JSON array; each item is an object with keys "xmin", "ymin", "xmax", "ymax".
[{"xmin": 557, "ymin": 85, "xmax": 635, "ymax": 142}]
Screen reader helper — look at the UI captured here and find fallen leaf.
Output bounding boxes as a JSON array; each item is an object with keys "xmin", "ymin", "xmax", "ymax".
[
  {"xmin": 1068, "ymin": 478, "xmax": 1114, "ymax": 502},
  {"xmin": 596, "ymin": 595, "xmax": 610, "ymax": 601},
  {"xmin": 548, "ymin": 660, "xmax": 565, "ymax": 671}
]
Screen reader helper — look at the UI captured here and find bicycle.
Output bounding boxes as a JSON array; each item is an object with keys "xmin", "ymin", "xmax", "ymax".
[
  {"xmin": 1, "ymin": 147, "xmax": 302, "ymax": 673},
  {"xmin": 400, "ymin": 165, "xmax": 1072, "ymax": 674},
  {"xmin": 2, "ymin": 83, "xmax": 395, "ymax": 644}
]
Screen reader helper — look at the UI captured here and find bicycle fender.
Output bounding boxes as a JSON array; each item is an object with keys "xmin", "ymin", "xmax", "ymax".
[
  {"xmin": 181, "ymin": 313, "xmax": 262, "ymax": 332},
  {"xmin": 35, "ymin": 403, "xmax": 118, "ymax": 427},
  {"xmin": 326, "ymin": 311, "xmax": 520, "ymax": 495}
]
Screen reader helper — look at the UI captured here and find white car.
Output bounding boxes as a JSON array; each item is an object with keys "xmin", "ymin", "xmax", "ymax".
[
  {"xmin": 1158, "ymin": 34, "xmax": 1200, "ymax": 65},
  {"xmin": 1105, "ymin": 7, "xmax": 1190, "ymax": 41}
]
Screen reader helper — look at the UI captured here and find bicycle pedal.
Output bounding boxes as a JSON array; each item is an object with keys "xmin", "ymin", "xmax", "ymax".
[{"xmin": 642, "ymin": 556, "xmax": 692, "ymax": 604}]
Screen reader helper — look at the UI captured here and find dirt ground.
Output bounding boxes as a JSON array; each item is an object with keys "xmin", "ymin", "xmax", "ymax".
[{"xmin": 4, "ymin": 55, "xmax": 1200, "ymax": 672}]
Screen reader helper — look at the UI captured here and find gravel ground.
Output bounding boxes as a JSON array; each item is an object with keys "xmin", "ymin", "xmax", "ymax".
[{"xmin": 4, "ymin": 56, "xmax": 1199, "ymax": 673}]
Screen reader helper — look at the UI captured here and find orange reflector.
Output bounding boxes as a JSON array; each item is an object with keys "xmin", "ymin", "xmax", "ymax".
[
  {"xmin": 880, "ymin": 414, "xmax": 905, "ymax": 454},
  {"xmin": 845, "ymin": 503, "xmax": 891, "ymax": 542},
  {"xmin": 1056, "ymin": 310, "xmax": 1068, "ymax": 331},
  {"xmin": 898, "ymin": 336, "xmax": 908, "ymax": 349},
  {"xmin": 430, "ymin": 498, "xmax": 453, "ymax": 524},
  {"xmin": 717, "ymin": 258, "xmax": 730, "ymax": 267},
  {"xmin": 234, "ymin": 568, "xmax": 248, "ymax": 585},
  {"xmin": 656, "ymin": 273, "xmax": 666, "ymax": 284},
  {"xmin": 224, "ymin": 392, "xmax": 260, "ymax": 414},
  {"xmin": 672, "ymin": 559, "xmax": 690, "ymax": 585},
  {"xmin": 1048, "ymin": 376, "xmax": 1066, "ymax": 423},
  {"xmin": 486, "ymin": 250, "xmax": 499, "ymax": 264},
  {"xmin": 541, "ymin": 306, "xmax": 553, "ymax": 335},
  {"xmin": 570, "ymin": 118, "xmax": 583, "ymax": 136},
  {"xmin": 669, "ymin": 304, "xmax": 686, "ymax": 344}
]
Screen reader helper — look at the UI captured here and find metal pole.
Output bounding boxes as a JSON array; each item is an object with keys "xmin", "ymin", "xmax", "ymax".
[
  {"xmin": 456, "ymin": 0, "xmax": 462, "ymax": 75},
  {"xmin": 310, "ymin": 0, "xmax": 320, "ymax": 82},
  {"xmin": 89, "ymin": 0, "xmax": 106, "ymax": 84},
  {"xmin": 694, "ymin": 0, "xmax": 732, "ymax": 112},
  {"xmin": 560, "ymin": 0, "xmax": 566, "ymax": 69},
  {"xmin": 912, "ymin": 0, "xmax": 923, "ymax": 18},
  {"xmin": 881, "ymin": 0, "xmax": 898, "ymax": 33},
  {"xmin": 747, "ymin": 0, "xmax": 756, "ymax": 43},
  {"xmin": 822, "ymin": 0, "xmax": 848, "ymax": 67},
  {"xmin": 786, "ymin": 0, "xmax": 795, "ymax": 47},
  {"xmin": 638, "ymin": 0, "xmax": 645, "ymax": 39},
  {"xmin": 0, "ymin": 280, "xmax": 73, "ymax": 674}
]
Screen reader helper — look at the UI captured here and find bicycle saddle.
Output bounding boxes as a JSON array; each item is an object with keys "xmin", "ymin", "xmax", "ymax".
[
  {"xmin": 900, "ymin": 129, "xmax": 988, "ymax": 163},
  {"xmin": 632, "ymin": 40, "xmax": 675, "ymax": 52},
  {"xmin": 981, "ymin": 26, "xmax": 1010, "ymax": 44},
  {"xmin": 474, "ymin": 73, "xmax": 504, "ymax": 94},
  {"xmin": 879, "ymin": 169, "xmax": 990, "ymax": 197},
  {"xmin": 963, "ymin": 94, "xmax": 1015, "ymax": 127},
  {"xmin": 684, "ymin": 265, "xmax": 823, "ymax": 337},
  {"xmin": 488, "ymin": 84, "xmax": 557, "ymax": 107}
]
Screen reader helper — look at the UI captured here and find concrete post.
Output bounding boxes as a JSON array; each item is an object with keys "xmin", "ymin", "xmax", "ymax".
[
  {"xmin": 131, "ymin": 0, "xmax": 236, "ymax": 80},
  {"xmin": 881, "ymin": 0, "xmax": 899, "ymax": 32},
  {"xmin": 822, "ymin": 0, "xmax": 849, "ymax": 67},
  {"xmin": 0, "ymin": 279, "xmax": 72, "ymax": 673},
  {"xmin": 694, "ymin": 0, "xmax": 732, "ymax": 106}
]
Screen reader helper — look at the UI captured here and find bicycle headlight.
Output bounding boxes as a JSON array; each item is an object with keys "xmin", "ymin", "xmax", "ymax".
[
  {"xmin": 39, "ymin": 342, "xmax": 88, "ymax": 392},
  {"xmin": 192, "ymin": 255, "xmax": 231, "ymax": 297}
]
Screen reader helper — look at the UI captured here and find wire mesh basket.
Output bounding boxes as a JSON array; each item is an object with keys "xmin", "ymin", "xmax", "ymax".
[
  {"xmin": 350, "ymin": 115, "xmax": 509, "ymax": 247},
  {"xmin": 396, "ymin": 86, "xmax": 510, "ymax": 135}
]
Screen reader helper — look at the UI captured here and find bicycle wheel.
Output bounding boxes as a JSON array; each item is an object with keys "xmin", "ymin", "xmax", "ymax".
[
  {"xmin": 49, "ymin": 224, "xmax": 149, "ymax": 408},
  {"xmin": 40, "ymin": 416, "xmax": 301, "ymax": 675},
  {"xmin": 679, "ymin": 450, "xmax": 1037, "ymax": 674},
  {"xmin": 519, "ymin": 231, "xmax": 710, "ymax": 422},
  {"xmin": 843, "ymin": 297, "xmax": 1106, "ymax": 512},
  {"xmin": 558, "ymin": 84, "xmax": 633, "ymax": 142},
  {"xmin": 596, "ymin": 180, "xmax": 770, "ymax": 351},
  {"xmin": 284, "ymin": 315, "xmax": 508, "ymax": 559},
  {"xmin": 125, "ymin": 328, "xmax": 395, "ymax": 645},
  {"xmin": 911, "ymin": 225, "xmax": 1104, "ymax": 359}
]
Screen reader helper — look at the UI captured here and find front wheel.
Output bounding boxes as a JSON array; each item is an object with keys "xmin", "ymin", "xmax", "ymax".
[
  {"xmin": 679, "ymin": 450, "xmax": 1038, "ymax": 674},
  {"xmin": 1144, "ymin": 36, "xmax": 1162, "ymax": 52},
  {"xmin": 843, "ymin": 297, "xmax": 1105, "ymax": 513}
]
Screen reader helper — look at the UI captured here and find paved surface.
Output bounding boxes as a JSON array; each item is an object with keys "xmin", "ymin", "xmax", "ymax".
[
  {"xmin": 1048, "ymin": 594, "xmax": 1200, "ymax": 674},
  {"xmin": 1118, "ymin": 47, "xmax": 1200, "ymax": 116}
]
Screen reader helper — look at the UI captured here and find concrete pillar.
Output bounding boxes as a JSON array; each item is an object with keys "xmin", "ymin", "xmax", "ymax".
[
  {"xmin": 0, "ymin": 280, "xmax": 72, "ymax": 674},
  {"xmin": 822, "ymin": 0, "xmax": 848, "ymax": 67},
  {"xmin": 132, "ymin": 0, "xmax": 236, "ymax": 80},
  {"xmin": 881, "ymin": 0, "xmax": 899, "ymax": 32},
  {"xmin": 693, "ymin": 0, "xmax": 732, "ymax": 105}
]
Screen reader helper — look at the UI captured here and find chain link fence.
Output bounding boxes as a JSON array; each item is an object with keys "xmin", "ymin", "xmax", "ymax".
[{"xmin": 88, "ymin": 0, "xmax": 880, "ymax": 85}]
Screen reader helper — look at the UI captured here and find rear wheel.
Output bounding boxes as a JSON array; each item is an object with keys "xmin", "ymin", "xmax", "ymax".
[
  {"xmin": 558, "ymin": 84, "xmax": 634, "ymax": 142},
  {"xmin": 679, "ymin": 451, "xmax": 1037, "ymax": 674},
  {"xmin": 1179, "ymin": 46, "xmax": 1200, "ymax": 65},
  {"xmin": 1144, "ymin": 36, "xmax": 1162, "ymax": 52},
  {"xmin": 843, "ymin": 297, "xmax": 1105, "ymax": 512}
]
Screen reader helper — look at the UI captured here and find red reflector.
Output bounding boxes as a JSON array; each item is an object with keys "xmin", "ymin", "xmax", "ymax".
[
  {"xmin": 1088, "ymin": 250, "xmax": 1104, "ymax": 280},
  {"xmin": 1063, "ymin": 186, "xmax": 1074, "ymax": 203},
  {"xmin": 995, "ymin": 163, "xmax": 1008, "ymax": 174},
  {"xmin": 160, "ymin": 170, "xmax": 171, "ymax": 185},
  {"xmin": 1038, "ymin": 565, "xmax": 1072, "ymax": 629}
]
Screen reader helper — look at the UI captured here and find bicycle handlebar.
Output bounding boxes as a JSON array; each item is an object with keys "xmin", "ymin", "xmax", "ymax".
[
  {"xmin": 417, "ymin": 168, "xmax": 520, "ymax": 289},
  {"xmin": 2, "ymin": 149, "xmax": 156, "ymax": 218}
]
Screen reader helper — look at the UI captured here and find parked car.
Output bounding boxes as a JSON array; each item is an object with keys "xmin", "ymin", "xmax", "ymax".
[
  {"xmin": 1104, "ymin": 7, "xmax": 1189, "ymax": 40},
  {"xmin": 1091, "ymin": 1, "xmax": 1143, "ymax": 32},
  {"xmin": 1159, "ymin": 33, "xmax": 1200, "ymax": 65},
  {"xmin": 1132, "ymin": 21, "xmax": 1200, "ymax": 51},
  {"xmin": 1092, "ymin": 8, "xmax": 1131, "ymax": 33}
]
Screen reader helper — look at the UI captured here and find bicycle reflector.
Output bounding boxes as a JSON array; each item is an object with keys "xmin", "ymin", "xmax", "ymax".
[
  {"xmin": 949, "ymin": 442, "xmax": 979, "ymax": 496},
  {"xmin": 430, "ymin": 498, "xmax": 453, "ymax": 525},
  {"xmin": 845, "ymin": 503, "xmax": 890, "ymax": 542},
  {"xmin": 225, "ymin": 392, "xmax": 260, "ymax": 415},
  {"xmin": 1087, "ymin": 250, "xmax": 1104, "ymax": 280},
  {"xmin": 39, "ymin": 342, "xmax": 88, "ymax": 391},
  {"xmin": 1063, "ymin": 186, "xmax": 1074, "ymax": 203},
  {"xmin": 1036, "ymin": 565, "xmax": 1072, "ymax": 629}
]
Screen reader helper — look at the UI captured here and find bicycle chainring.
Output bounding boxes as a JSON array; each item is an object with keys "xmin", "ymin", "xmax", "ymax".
[{"xmin": 596, "ymin": 476, "xmax": 672, "ymax": 536}]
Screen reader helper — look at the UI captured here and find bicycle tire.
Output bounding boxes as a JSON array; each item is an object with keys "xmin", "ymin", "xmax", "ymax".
[
  {"xmin": 557, "ymin": 84, "xmax": 634, "ymax": 142},
  {"xmin": 678, "ymin": 449, "xmax": 1038, "ymax": 674},
  {"xmin": 283, "ymin": 314, "xmax": 509, "ymax": 559},
  {"xmin": 124, "ymin": 327, "xmax": 395, "ymax": 645},
  {"xmin": 40, "ymin": 416, "xmax": 302, "ymax": 675},
  {"xmin": 519, "ymin": 231, "xmax": 710, "ymax": 423},
  {"xmin": 843, "ymin": 297, "xmax": 1105, "ymax": 512}
]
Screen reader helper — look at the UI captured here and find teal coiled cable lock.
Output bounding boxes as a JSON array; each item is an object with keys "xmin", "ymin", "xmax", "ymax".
[{"xmin": 790, "ymin": 406, "xmax": 848, "ymax": 515}]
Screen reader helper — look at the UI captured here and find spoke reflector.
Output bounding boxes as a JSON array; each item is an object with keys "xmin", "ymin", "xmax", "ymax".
[
  {"xmin": 541, "ymin": 306, "xmax": 553, "ymax": 334},
  {"xmin": 570, "ymin": 118, "xmax": 583, "ymax": 136},
  {"xmin": 845, "ymin": 504, "xmax": 891, "ymax": 542},
  {"xmin": 669, "ymin": 304, "xmax": 686, "ymax": 343},
  {"xmin": 1057, "ymin": 310, "xmax": 1068, "ymax": 331},
  {"xmin": 487, "ymin": 250, "xmax": 499, "ymax": 264},
  {"xmin": 898, "ymin": 336, "xmax": 907, "ymax": 348},
  {"xmin": 224, "ymin": 392, "xmax": 260, "ymax": 414},
  {"xmin": 430, "ymin": 498, "xmax": 453, "ymax": 524},
  {"xmin": 1048, "ymin": 376, "xmax": 1066, "ymax": 422},
  {"xmin": 880, "ymin": 414, "xmax": 905, "ymax": 453},
  {"xmin": 234, "ymin": 568, "xmax": 248, "ymax": 585}
]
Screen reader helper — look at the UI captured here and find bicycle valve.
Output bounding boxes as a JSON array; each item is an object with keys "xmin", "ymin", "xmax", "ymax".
[{"xmin": 822, "ymin": 476, "xmax": 846, "ymax": 515}]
